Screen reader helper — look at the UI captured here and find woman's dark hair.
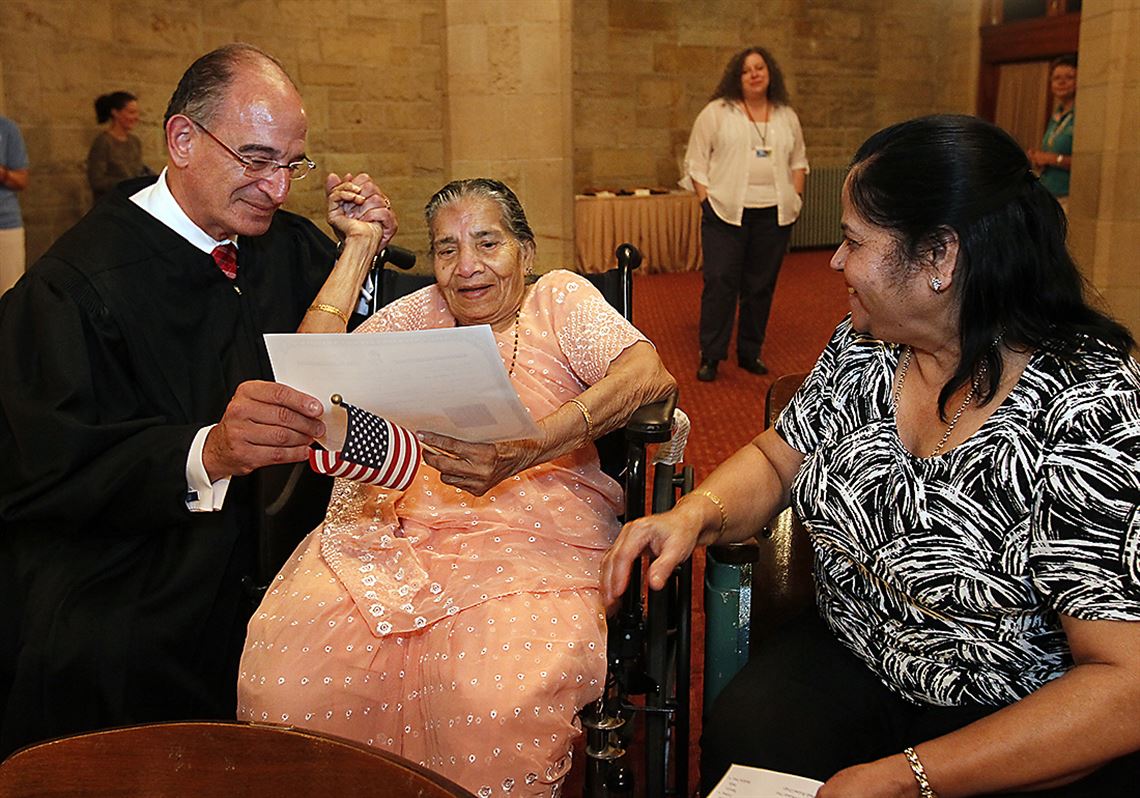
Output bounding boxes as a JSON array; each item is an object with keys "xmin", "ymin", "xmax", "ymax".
[
  {"xmin": 1049, "ymin": 53, "xmax": 1078, "ymax": 72},
  {"xmin": 94, "ymin": 91, "xmax": 136, "ymax": 124},
  {"xmin": 425, "ymin": 178, "xmax": 535, "ymax": 254},
  {"xmin": 164, "ymin": 43, "xmax": 293, "ymax": 127},
  {"xmin": 847, "ymin": 114, "xmax": 1132, "ymax": 417},
  {"xmin": 710, "ymin": 47, "xmax": 791, "ymax": 106}
]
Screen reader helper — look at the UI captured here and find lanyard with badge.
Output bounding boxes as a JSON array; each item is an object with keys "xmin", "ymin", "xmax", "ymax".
[
  {"xmin": 1044, "ymin": 107, "xmax": 1073, "ymax": 152},
  {"xmin": 743, "ymin": 102, "xmax": 772, "ymax": 158}
]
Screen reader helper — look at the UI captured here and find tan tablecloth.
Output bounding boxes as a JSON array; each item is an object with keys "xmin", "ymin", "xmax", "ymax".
[{"xmin": 574, "ymin": 192, "xmax": 702, "ymax": 274}]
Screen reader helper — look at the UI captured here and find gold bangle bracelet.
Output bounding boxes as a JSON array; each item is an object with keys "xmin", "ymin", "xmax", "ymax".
[
  {"xmin": 903, "ymin": 747, "xmax": 938, "ymax": 798},
  {"xmin": 693, "ymin": 489, "xmax": 728, "ymax": 535},
  {"xmin": 568, "ymin": 398, "xmax": 593, "ymax": 439},
  {"xmin": 308, "ymin": 303, "xmax": 348, "ymax": 324}
]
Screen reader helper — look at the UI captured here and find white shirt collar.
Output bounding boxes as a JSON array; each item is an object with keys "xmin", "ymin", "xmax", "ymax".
[{"xmin": 130, "ymin": 167, "xmax": 237, "ymax": 254}]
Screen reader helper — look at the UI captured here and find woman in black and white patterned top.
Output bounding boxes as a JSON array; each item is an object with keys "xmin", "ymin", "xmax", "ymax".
[{"xmin": 603, "ymin": 115, "xmax": 1140, "ymax": 797}]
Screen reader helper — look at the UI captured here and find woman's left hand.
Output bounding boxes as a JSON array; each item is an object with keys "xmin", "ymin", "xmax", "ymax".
[
  {"xmin": 815, "ymin": 757, "xmax": 916, "ymax": 798},
  {"xmin": 1027, "ymin": 148, "xmax": 1052, "ymax": 170},
  {"xmin": 417, "ymin": 431, "xmax": 541, "ymax": 497}
]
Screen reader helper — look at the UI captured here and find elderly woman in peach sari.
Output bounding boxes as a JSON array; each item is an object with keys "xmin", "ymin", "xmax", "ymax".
[{"xmin": 238, "ymin": 178, "xmax": 675, "ymax": 797}]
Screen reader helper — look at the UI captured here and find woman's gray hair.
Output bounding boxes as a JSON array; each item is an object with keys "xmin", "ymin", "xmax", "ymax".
[
  {"xmin": 163, "ymin": 43, "xmax": 294, "ymax": 127},
  {"xmin": 425, "ymin": 179, "xmax": 535, "ymax": 254}
]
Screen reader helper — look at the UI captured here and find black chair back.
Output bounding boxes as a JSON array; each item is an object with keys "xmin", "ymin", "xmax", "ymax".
[
  {"xmin": 378, "ymin": 268, "xmax": 435, "ymax": 307},
  {"xmin": 580, "ymin": 244, "xmax": 641, "ymax": 482}
]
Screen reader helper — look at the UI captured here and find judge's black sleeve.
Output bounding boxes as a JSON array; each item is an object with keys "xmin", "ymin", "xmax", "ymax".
[{"xmin": 0, "ymin": 177, "xmax": 337, "ymax": 755}]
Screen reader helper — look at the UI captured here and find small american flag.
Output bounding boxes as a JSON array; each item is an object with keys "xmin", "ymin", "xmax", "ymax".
[{"xmin": 308, "ymin": 400, "xmax": 421, "ymax": 490}]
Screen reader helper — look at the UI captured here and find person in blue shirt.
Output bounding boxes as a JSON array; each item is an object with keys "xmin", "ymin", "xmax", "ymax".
[
  {"xmin": 0, "ymin": 115, "xmax": 30, "ymax": 294},
  {"xmin": 1028, "ymin": 55, "xmax": 1076, "ymax": 212}
]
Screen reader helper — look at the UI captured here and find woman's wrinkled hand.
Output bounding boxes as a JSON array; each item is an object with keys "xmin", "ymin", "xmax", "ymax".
[
  {"xmin": 600, "ymin": 504, "xmax": 704, "ymax": 611},
  {"xmin": 326, "ymin": 171, "xmax": 398, "ymax": 248},
  {"xmin": 417, "ymin": 431, "xmax": 541, "ymax": 497}
]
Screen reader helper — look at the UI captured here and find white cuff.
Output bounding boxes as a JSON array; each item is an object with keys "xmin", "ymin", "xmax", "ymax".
[{"xmin": 185, "ymin": 424, "xmax": 231, "ymax": 512}]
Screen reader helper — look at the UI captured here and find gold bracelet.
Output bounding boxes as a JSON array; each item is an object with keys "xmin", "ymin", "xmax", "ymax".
[
  {"xmin": 903, "ymin": 747, "xmax": 938, "ymax": 798},
  {"xmin": 568, "ymin": 398, "xmax": 593, "ymax": 439},
  {"xmin": 308, "ymin": 303, "xmax": 348, "ymax": 324},
  {"xmin": 693, "ymin": 489, "xmax": 728, "ymax": 535}
]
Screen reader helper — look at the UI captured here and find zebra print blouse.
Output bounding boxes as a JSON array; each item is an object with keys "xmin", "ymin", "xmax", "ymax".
[{"xmin": 776, "ymin": 318, "xmax": 1140, "ymax": 708}]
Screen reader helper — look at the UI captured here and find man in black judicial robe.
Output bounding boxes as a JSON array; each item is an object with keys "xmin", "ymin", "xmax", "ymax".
[{"xmin": 0, "ymin": 44, "xmax": 395, "ymax": 756}]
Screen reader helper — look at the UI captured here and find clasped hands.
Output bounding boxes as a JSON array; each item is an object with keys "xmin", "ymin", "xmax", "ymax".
[
  {"xmin": 326, "ymin": 171, "xmax": 397, "ymax": 249},
  {"xmin": 1026, "ymin": 147, "xmax": 1057, "ymax": 171}
]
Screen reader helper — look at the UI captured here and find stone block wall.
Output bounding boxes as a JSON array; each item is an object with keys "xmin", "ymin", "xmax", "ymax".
[
  {"xmin": 0, "ymin": 0, "xmax": 447, "ymax": 265},
  {"xmin": 1, "ymin": 0, "xmax": 981, "ymax": 271},
  {"xmin": 442, "ymin": 0, "xmax": 575, "ymax": 271},
  {"xmin": 572, "ymin": 0, "xmax": 981, "ymax": 191},
  {"xmin": 1067, "ymin": 0, "xmax": 1140, "ymax": 335}
]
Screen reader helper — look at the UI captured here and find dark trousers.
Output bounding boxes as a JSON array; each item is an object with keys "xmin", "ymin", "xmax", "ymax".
[
  {"xmin": 698, "ymin": 203, "xmax": 791, "ymax": 363},
  {"xmin": 700, "ymin": 612, "xmax": 1140, "ymax": 797}
]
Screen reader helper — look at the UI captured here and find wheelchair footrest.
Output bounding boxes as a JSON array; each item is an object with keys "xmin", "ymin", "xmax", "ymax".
[
  {"xmin": 585, "ymin": 741, "xmax": 626, "ymax": 761},
  {"xmin": 581, "ymin": 712, "xmax": 626, "ymax": 732}
]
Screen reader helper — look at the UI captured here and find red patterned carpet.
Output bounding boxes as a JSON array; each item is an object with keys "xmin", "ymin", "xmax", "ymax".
[
  {"xmin": 617, "ymin": 248, "xmax": 849, "ymax": 794},
  {"xmin": 632, "ymin": 248, "xmax": 849, "ymax": 477}
]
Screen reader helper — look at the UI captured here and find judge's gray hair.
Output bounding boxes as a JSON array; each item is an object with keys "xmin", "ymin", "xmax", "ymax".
[{"xmin": 163, "ymin": 43, "xmax": 295, "ymax": 127}]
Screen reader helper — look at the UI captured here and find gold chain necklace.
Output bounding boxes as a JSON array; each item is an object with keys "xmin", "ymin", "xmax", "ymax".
[
  {"xmin": 506, "ymin": 308, "xmax": 521, "ymax": 378},
  {"xmin": 892, "ymin": 346, "xmax": 988, "ymax": 457}
]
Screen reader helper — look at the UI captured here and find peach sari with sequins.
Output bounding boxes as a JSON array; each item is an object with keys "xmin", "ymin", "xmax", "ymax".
[{"xmin": 239, "ymin": 271, "xmax": 647, "ymax": 797}]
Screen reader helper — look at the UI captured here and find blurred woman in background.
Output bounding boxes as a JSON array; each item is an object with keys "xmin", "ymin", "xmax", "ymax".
[
  {"xmin": 87, "ymin": 91, "xmax": 152, "ymax": 203},
  {"xmin": 1028, "ymin": 55, "xmax": 1077, "ymax": 213}
]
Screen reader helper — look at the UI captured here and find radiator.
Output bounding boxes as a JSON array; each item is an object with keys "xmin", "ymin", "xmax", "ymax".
[{"xmin": 789, "ymin": 164, "xmax": 847, "ymax": 250}]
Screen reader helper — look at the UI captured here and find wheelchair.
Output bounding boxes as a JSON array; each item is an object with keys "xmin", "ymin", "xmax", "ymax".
[{"xmin": 258, "ymin": 244, "xmax": 694, "ymax": 798}]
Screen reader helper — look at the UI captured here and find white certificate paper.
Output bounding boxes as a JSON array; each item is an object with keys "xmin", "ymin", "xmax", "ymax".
[
  {"xmin": 265, "ymin": 327, "xmax": 540, "ymax": 442},
  {"xmin": 707, "ymin": 764, "xmax": 823, "ymax": 798}
]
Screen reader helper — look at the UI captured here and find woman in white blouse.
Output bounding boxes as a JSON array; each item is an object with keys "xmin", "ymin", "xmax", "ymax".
[{"xmin": 683, "ymin": 47, "xmax": 809, "ymax": 382}]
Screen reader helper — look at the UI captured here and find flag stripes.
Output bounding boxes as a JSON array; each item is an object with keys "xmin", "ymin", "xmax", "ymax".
[{"xmin": 308, "ymin": 402, "xmax": 421, "ymax": 491}]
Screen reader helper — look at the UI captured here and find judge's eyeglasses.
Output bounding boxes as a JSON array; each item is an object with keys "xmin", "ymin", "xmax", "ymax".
[{"xmin": 190, "ymin": 118, "xmax": 315, "ymax": 181}]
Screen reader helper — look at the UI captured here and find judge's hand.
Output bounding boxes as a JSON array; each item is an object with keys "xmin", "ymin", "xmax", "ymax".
[
  {"xmin": 203, "ymin": 381, "xmax": 326, "ymax": 482},
  {"xmin": 600, "ymin": 503, "xmax": 704, "ymax": 611},
  {"xmin": 326, "ymin": 171, "xmax": 398, "ymax": 249},
  {"xmin": 417, "ymin": 431, "xmax": 541, "ymax": 498}
]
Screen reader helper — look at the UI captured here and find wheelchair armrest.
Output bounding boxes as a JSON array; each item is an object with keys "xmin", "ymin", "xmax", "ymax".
[
  {"xmin": 624, "ymin": 393, "xmax": 677, "ymax": 445},
  {"xmin": 706, "ymin": 540, "xmax": 760, "ymax": 565}
]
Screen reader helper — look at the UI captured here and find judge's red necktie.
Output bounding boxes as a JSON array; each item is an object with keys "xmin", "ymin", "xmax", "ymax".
[{"xmin": 211, "ymin": 243, "xmax": 238, "ymax": 280}]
